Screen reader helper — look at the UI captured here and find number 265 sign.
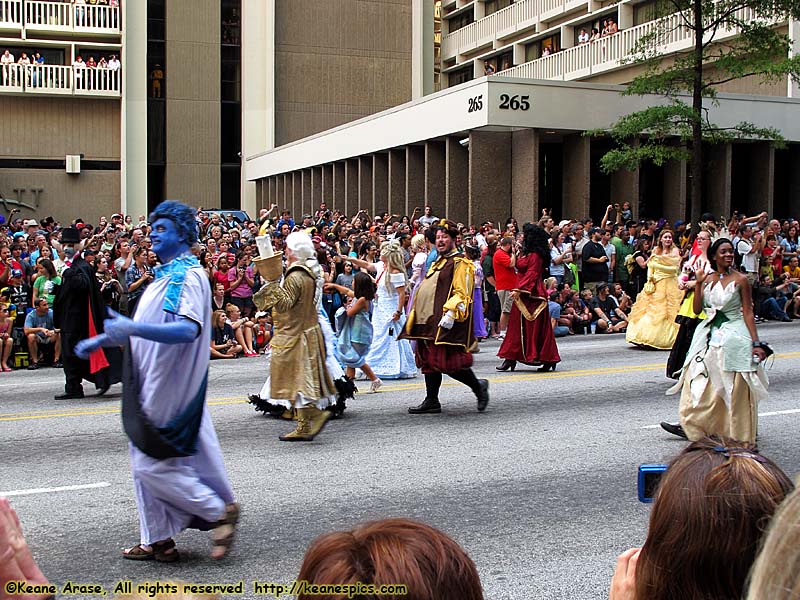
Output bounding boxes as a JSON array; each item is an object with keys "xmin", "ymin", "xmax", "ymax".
[
  {"xmin": 467, "ymin": 93, "xmax": 531, "ymax": 113},
  {"xmin": 498, "ymin": 93, "xmax": 530, "ymax": 110}
]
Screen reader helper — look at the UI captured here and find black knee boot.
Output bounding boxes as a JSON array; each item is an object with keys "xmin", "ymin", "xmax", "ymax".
[{"xmin": 408, "ymin": 373, "xmax": 443, "ymax": 414}]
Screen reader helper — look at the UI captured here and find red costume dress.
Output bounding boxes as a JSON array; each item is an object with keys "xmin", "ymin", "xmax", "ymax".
[{"xmin": 497, "ymin": 253, "xmax": 560, "ymax": 365}]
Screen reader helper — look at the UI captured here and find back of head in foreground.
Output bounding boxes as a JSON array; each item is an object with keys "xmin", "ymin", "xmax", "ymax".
[
  {"xmin": 297, "ymin": 517, "xmax": 483, "ymax": 600},
  {"xmin": 746, "ymin": 483, "xmax": 800, "ymax": 600},
  {"xmin": 636, "ymin": 437, "xmax": 793, "ymax": 600}
]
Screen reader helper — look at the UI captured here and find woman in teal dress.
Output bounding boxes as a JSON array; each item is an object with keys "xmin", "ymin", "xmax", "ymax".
[{"xmin": 666, "ymin": 238, "xmax": 770, "ymax": 444}]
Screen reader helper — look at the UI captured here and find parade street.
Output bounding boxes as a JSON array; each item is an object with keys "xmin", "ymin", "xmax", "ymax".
[{"xmin": 2, "ymin": 322, "xmax": 799, "ymax": 600}]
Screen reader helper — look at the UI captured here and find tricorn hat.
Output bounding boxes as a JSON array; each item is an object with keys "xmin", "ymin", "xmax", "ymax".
[{"xmin": 60, "ymin": 227, "xmax": 82, "ymax": 244}]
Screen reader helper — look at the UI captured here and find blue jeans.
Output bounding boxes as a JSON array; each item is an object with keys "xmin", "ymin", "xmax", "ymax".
[{"xmin": 760, "ymin": 297, "xmax": 789, "ymax": 321}]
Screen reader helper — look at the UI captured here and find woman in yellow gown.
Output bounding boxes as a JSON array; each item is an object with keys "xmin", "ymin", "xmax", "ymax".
[{"xmin": 626, "ymin": 229, "xmax": 683, "ymax": 349}]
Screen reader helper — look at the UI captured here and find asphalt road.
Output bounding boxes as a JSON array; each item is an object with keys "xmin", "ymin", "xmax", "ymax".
[{"xmin": 1, "ymin": 321, "xmax": 799, "ymax": 599}]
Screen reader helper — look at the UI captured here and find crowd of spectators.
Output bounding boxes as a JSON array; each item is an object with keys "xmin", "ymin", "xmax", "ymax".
[{"xmin": 1, "ymin": 201, "xmax": 798, "ymax": 369}]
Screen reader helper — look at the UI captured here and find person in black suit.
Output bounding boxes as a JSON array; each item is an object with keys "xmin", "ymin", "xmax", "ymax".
[{"xmin": 52, "ymin": 227, "xmax": 121, "ymax": 399}]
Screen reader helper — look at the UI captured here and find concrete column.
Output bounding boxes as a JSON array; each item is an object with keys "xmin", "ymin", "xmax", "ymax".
[
  {"xmin": 266, "ymin": 177, "xmax": 274, "ymax": 207},
  {"xmin": 275, "ymin": 175, "xmax": 285, "ymax": 215},
  {"xmin": 746, "ymin": 143, "xmax": 774, "ymax": 217},
  {"xmin": 618, "ymin": 3, "xmax": 634, "ymax": 29},
  {"xmin": 445, "ymin": 137, "xmax": 469, "ymax": 224},
  {"xmin": 406, "ymin": 145, "xmax": 425, "ymax": 218},
  {"xmin": 373, "ymin": 153, "xmax": 389, "ymax": 217},
  {"xmin": 469, "ymin": 131, "xmax": 512, "ymax": 227},
  {"xmin": 121, "ymin": 0, "xmax": 147, "ymax": 218},
  {"xmin": 301, "ymin": 169, "xmax": 311, "ymax": 219},
  {"xmin": 411, "ymin": 0, "xmax": 434, "ymax": 99},
  {"xmin": 706, "ymin": 143, "xmax": 732, "ymax": 220},
  {"xmin": 388, "ymin": 149, "xmax": 406, "ymax": 217},
  {"xmin": 332, "ymin": 162, "xmax": 346, "ymax": 213},
  {"xmin": 322, "ymin": 164, "xmax": 334, "ymax": 205},
  {"xmin": 359, "ymin": 156, "xmax": 373, "ymax": 214},
  {"xmin": 562, "ymin": 134, "xmax": 591, "ymax": 220},
  {"xmin": 283, "ymin": 173, "xmax": 291, "ymax": 212},
  {"xmin": 310, "ymin": 166, "xmax": 323, "ymax": 213},
  {"xmin": 345, "ymin": 159, "xmax": 359, "ymax": 217},
  {"xmin": 663, "ymin": 158, "xmax": 687, "ymax": 224},
  {"xmin": 511, "ymin": 129, "xmax": 540, "ymax": 224},
  {"xmin": 610, "ymin": 165, "xmax": 639, "ymax": 217},
  {"xmin": 424, "ymin": 141, "xmax": 446, "ymax": 220},
  {"xmin": 790, "ymin": 20, "xmax": 800, "ymax": 98},
  {"xmin": 292, "ymin": 171, "xmax": 301, "ymax": 217},
  {"xmin": 241, "ymin": 0, "xmax": 275, "ymax": 214},
  {"xmin": 254, "ymin": 179, "xmax": 263, "ymax": 212}
]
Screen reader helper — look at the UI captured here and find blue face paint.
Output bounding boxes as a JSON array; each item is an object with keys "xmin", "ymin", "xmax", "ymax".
[{"xmin": 150, "ymin": 217, "xmax": 188, "ymax": 263}]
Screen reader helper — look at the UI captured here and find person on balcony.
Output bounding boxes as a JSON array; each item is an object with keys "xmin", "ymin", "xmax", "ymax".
[
  {"xmin": 108, "ymin": 54, "xmax": 120, "ymax": 71},
  {"xmin": 578, "ymin": 28, "xmax": 589, "ymax": 43},
  {"xmin": 72, "ymin": 55, "xmax": 86, "ymax": 89}
]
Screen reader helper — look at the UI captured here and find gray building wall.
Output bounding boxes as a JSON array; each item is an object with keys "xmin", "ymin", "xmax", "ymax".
[{"xmin": 274, "ymin": 0, "xmax": 413, "ymax": 146}]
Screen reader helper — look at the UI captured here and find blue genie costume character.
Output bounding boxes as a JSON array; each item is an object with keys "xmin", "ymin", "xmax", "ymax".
[{"xmin": 76, "ymin": 201, "xmax": 238, "ymax": 562}]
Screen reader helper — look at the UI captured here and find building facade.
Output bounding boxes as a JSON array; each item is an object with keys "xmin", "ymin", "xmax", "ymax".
[
  {"xmin": 239, "ymin": 0, "xmax": 420, "ymax": 216},
  {"xmin": 0, "ymin": 0, "xmax": 244, "ymax": 225},
  {"xmin": 243, "ymin": 0, "xmax": 800, "ymax": 224}
]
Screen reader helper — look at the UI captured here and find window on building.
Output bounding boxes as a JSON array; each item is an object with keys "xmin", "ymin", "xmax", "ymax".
[
  {"xmin": 485, "ymin": 0, "xmax": 514, "ymax": 17},
  {"xmin": 634, "ymin": 0, "xmax": 670, "ymax": 25},
  {"xmin": 526, "ymin": 34, "xmax": 560, "ymax": 61},
  {"xmin": 446, "ymin": 8, "xmax": 474, "ymax": 34},
  {"xmin": 448, "ymin": 64, "xmax": 473, "ymax": 87}
]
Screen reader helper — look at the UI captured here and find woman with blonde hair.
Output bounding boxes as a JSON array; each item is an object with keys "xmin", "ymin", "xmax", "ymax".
[
  {"xmin": 407, "ymin": 233, "xmax": 428, "ymax": 312},
  {"xmin": 746, "ymin": 484, "xmax": 800, "ymax": 600},
  {"xmin": 349, "ymin": 240, "xmax": 416, "ymax": 380},
  {"xmin": 625, "ymin": 229, "xmax": 683, "ymax": 349}
]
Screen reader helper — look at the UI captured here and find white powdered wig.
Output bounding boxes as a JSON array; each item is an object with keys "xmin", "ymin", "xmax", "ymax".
[{"xmin": 286, "ymin": 231, "xmax": 315, "ymax": 261}]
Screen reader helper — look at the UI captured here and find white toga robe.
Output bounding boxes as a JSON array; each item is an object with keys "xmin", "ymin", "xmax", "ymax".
[{"xmin": 129, "ymin": 267, "xmax": 234, "ymax": 545}]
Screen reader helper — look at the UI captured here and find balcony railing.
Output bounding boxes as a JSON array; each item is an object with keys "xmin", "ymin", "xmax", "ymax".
[
  {"xmin": 498, "ymin": 4, "xmax": 761, "ymax": 82},
  {"xmin": 4, "ymin": 0, "xmax": 121, "ymax": 34},
  {"xmin": 0, "ymin": 0, "xmax": 22, "ymax": 29},
  {"xmin": 0, "ymin": 64, "xmax": 121, "ymax": 96},
  {"xmin": 443, "ymin": 0, "xmax": 538, "ymax": 59}
]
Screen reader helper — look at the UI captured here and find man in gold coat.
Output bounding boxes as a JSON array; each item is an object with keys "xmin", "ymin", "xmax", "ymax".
[
  {"xmin": 401, "ymin": 219, "xmax": 489, "ymax": 414},
  {"xmin": 253, "ymin": 232, "xmax": 336, "ymax": 441}
]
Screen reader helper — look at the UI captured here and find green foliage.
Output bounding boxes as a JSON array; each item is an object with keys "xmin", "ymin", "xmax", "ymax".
[{"xmin": 592, "ymin": 0, "xmax": 800, "ymax": 176}]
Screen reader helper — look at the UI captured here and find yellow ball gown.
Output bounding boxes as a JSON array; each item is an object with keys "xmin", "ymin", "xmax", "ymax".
[{"xmin": 625, "ymin": 253, "xmax": 683, "ymax": 349}]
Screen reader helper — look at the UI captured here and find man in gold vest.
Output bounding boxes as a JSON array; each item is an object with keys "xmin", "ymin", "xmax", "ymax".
[
  {"xmin": 401, "ymin": 219, "xmax": 489, "ymax": 414},
  {"xmin": 253, "ymin": 231, "xmax": 336, "ymax": 440}
]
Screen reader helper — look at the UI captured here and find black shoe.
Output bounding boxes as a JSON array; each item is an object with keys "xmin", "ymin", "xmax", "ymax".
[
  {"xmin": 27, "ymin": 362, "xmax": 40, "ymax": 370},
  {"xmin": 496, "ymin": 359, "xmax": 516, "ymax": 372},
  {"xmin": 660, "ymin": 422, "xmax": 688, "ymax": 439},
  {"xmin": 52, "ymin": 361, "xmax": 63, "ymax": 368},
  {"xmin": 408, "ymin": 398, "xmax": 442, "ymax": 414},
  {"xmin": 476, "ymin": 379, "xmax": 489, "ymax": 412},
  {"xmin": 537, "ymin": 362, "xmax": 557, "ymax": 373},
  {"xmin": 55, "ymin": 391, "xmax": 85, "ymax": 400},
  {"xmin": 96, "ymin": 385, "xmax": 110, "ymax": 396}
]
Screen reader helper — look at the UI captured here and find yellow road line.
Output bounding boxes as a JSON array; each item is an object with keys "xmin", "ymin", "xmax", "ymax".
[{"xmin": 2, "ymin": 353, "xmax": 798, "ymax": 423}]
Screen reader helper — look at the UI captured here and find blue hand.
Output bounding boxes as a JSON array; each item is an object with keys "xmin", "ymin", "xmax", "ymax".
[
  {"xmin": 75, "ymin": 336, "xmax": 103, "ymax": 360},
  {"xmin": 103, "ymin": 308, "xmax": 137, "ymax": 346}
]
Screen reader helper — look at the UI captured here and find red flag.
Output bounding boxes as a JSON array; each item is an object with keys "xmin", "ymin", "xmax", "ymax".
[{"xmin": 87, "ymin": 299, "xmax": 109, "ymax": 374}]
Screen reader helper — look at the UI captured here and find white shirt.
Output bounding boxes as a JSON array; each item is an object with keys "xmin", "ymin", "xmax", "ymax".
[
  {"xmin": 1, "ymin": 53, "xmax": 14, "ymax": 65},
  {"xmin": 737, "ymin": 239, "xmax": 759, "ymax": 273},
  {"xmin": 108, "ymin": 58, "xmax": 120, "ymax": 71}
]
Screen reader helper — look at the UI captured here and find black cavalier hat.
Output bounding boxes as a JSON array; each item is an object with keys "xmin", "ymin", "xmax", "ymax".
[
  {"xmin": 435, "ymin": 218, "xmax": 460, "ymax": 239},
  {"xmin": 60, "ymin": 227, "xmax": 82, "ymax": 244}
]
